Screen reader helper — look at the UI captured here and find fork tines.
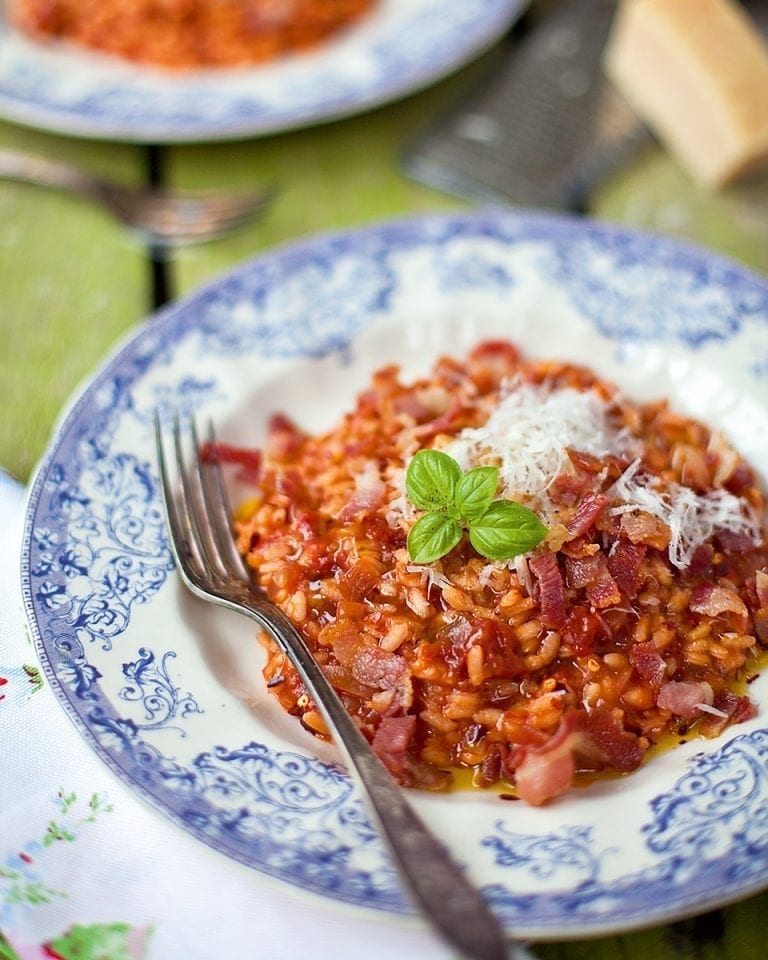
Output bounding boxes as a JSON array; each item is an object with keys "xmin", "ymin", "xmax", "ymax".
[{"xmin": 154, "ymin": 412, "xmax": 249, "ymax": 595}]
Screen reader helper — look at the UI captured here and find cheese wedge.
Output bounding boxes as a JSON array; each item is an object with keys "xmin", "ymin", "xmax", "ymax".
[{"xmin": 604, "ymin": 0, "xmax": 768, "ymax": 187}]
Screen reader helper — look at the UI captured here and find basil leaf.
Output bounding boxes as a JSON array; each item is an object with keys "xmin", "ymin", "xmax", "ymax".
[
  {"xmin": 454, "ymin": 466, "xmax": 499, "ymax": 521},
  {"xmin": 406, "ymin": 449, "xmax": 461, "ymax": 512},
  {"xmin": 407, "ymin": 513, "xmax": 463, "ymax": 564},
  {"xmin": 468, "ymin": 500, "xmax": 547, "ymax": 561}
]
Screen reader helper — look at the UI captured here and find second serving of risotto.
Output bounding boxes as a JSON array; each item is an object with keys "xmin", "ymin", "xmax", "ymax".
[{"xmin": 219, "ymin": 340, "xmax": 767, "ymax": 806}]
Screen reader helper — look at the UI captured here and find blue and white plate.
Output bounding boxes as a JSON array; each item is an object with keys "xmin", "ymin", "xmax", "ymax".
[
  {"xmin": 0, "ymin": 0, "xmax": 525, "ymax": 142},
  {"xmin": 21, "ymin": 211, "xmax": 768, "ymax": 939}
]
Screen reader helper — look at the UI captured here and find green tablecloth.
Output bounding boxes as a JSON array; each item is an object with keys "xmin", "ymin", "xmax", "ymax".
[{"xmin": 2, "ymin": 28, "xmax": 768, "ymax": 960}]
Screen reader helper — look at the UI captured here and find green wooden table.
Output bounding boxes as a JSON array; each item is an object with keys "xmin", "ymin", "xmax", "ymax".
[{"xmin": 2, "ymin": 22, "xmax": 767, "ymax": 960}]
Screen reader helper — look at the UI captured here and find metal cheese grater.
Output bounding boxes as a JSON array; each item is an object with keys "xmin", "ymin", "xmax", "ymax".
[{"xmin": 402, "ymin": 0, "xmax": 649, "ymax": 210}]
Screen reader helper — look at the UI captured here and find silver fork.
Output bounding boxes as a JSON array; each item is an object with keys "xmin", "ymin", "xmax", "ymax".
[
  {"xmin": 0, "ymin": 149, "xmax": 275, "ymax": 245},
  {"xmin": 155, "ymin": 413, "xmax": 537, "ymax": 960}
]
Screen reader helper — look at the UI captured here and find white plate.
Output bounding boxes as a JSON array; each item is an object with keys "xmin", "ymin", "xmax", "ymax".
[
  {"xmin": 21, "ymin": 210, "xmax": 768, "ymax": 939},
  {"xmin": 0, "ymin": 0, "xmax": 526, "ymax": 142}
]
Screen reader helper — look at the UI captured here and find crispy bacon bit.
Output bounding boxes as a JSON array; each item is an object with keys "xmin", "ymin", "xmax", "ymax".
[
  {"xmin": 413, "ymin": 397, "xmax": 462, "ymax": 440},
  {"xmin": 267, "ymin": 413, "xmax": 306, "ymax": 461},
  {"xmin": 582, "ymin": 708, "xmax": 643, "ymax": 772},
  {"xmin": 513, "ymin": 737, "xmax": 576, "ymax": 806},
  {"xmin": 716, "ymin": 530, "xmax": 757, "ymax": 554},
  {"xmin": 511, "ymin": 712, "xmax": 583, "ymax": 806},
  {"xmin": 657, "ymin": 680, "xmax": 714, "ymax": 719},
  {"xmin": 567, "ymin": 449, "xmax": 604, "ymax": 474},
  {"xmin": 620, "ymin": 512, "xmax": 671, "ymax": 551},
  {"xmin": 200, "ymin": 441, "xmax": 262, "ymax": 481},
  {"xmin": 754, "ymin": 570, "xmax": 768, "ymax": 609},
  {"xmin": 565, "ymin": 554, "xmax": 621, "ymax": 608},
  {"xmin": 697, "ymin": 689, "xmax": 757, "ymax": 735},
  {"xmin": 629, "ymin": 640, "xmax": 667, "ymax": 687},
  {"xmin": 567, "ymin": 493, "xmax": 609, "ymax": 540},
  {"xmin": 338, "ymin": 557, "xmax": 382, "ymax": 601},
  {"xmin": 562, "ymin": 604, "xmax": 603, "ymax": 655},
  {"xmin": 338, "ymin": 477, "xmax": 386, "ymax": 522},
  {"xmin": 688, "ymin": 543, "xmax": 714, "ymax": 578},
  {"xmin": 549, "ymin": 472, "xmax": 592, "ymax": 507},
  {"xmin": 607, "ymin": 540, "xmax": 646, "ymax": 598},
  {"xmin": 512, "ymin": 709, "xmax": 642, "ymax": 806},
  {"xmin": 529, "ymin": 553, "xmax": 566, "ymax": 629},
  {"xmin": 371, "ymin": 716, "xmax": 416, "ymax": 776},
  {"xmin": 725, "ymin": 464, "xmax": 755, "ymax": 496},
  {"xmin": 351, "ymin": 647, "xmax": 407, "ymax": 691},
  {"xmin": 689, "ymin": 584, "xmax": 749, "ymax": 631}
]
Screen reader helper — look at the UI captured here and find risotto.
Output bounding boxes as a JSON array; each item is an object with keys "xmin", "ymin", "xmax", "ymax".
[
  {"xmin": 225, "ymin": 341, "xmax": 768, "ymax": 805},
  {"xmin": 11, "ymin": 0, "xmax": 375, "ymax": 69}
]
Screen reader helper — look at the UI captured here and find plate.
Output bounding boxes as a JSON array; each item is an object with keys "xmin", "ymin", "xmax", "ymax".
[
  {"xmin": 0, "ymin": 0, "xmax": 526, "ymax": 142},
  {"xmin": 21, "ymin": 210, "xmax": 768, "ymax": 939}
]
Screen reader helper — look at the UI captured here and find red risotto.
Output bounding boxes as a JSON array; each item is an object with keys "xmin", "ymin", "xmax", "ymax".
[{"xmin": 228, "ymin": 341, "xmax": 768, "ymax": 805}]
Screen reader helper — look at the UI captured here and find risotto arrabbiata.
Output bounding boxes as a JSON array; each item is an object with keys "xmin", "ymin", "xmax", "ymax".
[{"xmin": 225, "ymin": 341, "xmax": 768, "ymax": 806}]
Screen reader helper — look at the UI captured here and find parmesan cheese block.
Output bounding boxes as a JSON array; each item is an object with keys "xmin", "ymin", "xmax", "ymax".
[{"xmin": 604, "ymin": 0, "xmax": 768, "ymax": 186}]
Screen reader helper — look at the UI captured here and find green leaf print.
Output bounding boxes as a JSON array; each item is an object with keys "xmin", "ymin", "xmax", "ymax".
[{"xmin": 46, "ymin": 923, "xmax": 149, "ymax": 960}]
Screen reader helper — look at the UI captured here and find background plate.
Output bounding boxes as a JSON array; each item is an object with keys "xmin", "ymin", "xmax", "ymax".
[
  {"xmin": 21, "ymin": 210, "xmax": 768, "ymax": 939},
  {"xmin": 0, "ymin": 0, "xmax": 526, "ymax": 142}
]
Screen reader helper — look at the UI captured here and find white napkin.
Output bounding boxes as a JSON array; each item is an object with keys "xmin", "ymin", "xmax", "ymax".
[{"xmin": 0, "ymin": 471, "xmax": 461, "ymax": 959}]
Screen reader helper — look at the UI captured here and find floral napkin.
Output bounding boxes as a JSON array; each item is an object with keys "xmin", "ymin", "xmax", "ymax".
[{"xmin": 0, "ymin": 470, "xmax": 458, "ymax": 960}]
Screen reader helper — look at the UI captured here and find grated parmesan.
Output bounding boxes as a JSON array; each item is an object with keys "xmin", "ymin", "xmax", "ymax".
[
  {"xmin": 610, "ymin": 460, "xmax": 762, "ymax": 570},
  {"xmin": 695, "ymin": 703, "xmax": 730, "ymax": 719},
  {"xmin": 405, "ymin": 564, "xmax": 452, "ymax": 592},
  {"xmin": 443, "ymin": 380, "xmax": 638, "ymax": 500}
]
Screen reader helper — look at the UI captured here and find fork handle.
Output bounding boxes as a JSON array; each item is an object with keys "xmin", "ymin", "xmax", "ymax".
[
  {"xmin": 0, "ymin": 149, "xmax": 108, "ymax": 204},
  {"xmin": 236, "ymin": 597, "xmax": 530, "ymax": 960}
]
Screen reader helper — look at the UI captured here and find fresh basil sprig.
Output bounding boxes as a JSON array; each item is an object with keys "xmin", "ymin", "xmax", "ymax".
[{"xmin": 405, "ymin": 449, "xmax": 547, "ymax": 564}]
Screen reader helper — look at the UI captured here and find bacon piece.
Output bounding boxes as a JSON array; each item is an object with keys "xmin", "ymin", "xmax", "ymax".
[
  {"xmin": 657, "ymin": 680, "xmax": 714, "ymax": 719},
  {"xmin": 688, "ymin": 543, "xmax": 714, "ymax": 578},
  {"xmin": 716, "ymin": 530, "xmax": 756, "ymax": 554},
  {"xmin": 567, "ymin": 449, "xmax": 604, "ymax": 474},
  {"xmin": 267, "ymin": 412, "xmax": 306, "ymax": 461},
  {"xmin": 549, "ymin": 472, "xmax": 593, "ymax": 507},
  {"xmin": 629, "ymin": 640, "xmax": 667, "ymax": 688},
  {"xmin": 371, "ymin": 716, "xmax": 416, "ymax": 776},
  {"xmin": 567, "ymin": 493, "xmax": 609, "ymax": 540},
  {"xmin": 755, "ymin": 610, "xmax": 768, "ymax": 644},
  {"xmin": 338, "ymin": 556, "xmax": 381, "ymax": 601},
  {"xmin": 725, "ymin": 464, "xmax": 755, "ymax": 496},
  {"xmin": 512, "ymin": 713, "xmax": 583, "ymax": 806},
  {"xmin": 351, "ymin": 647, "xmax": 407, "ymax": 690},
  {"xmin": 697, "ymin": 688, "xmax": 757, "ymax": 736},
  {"xmin": 529, "ymin": 553, "xmax": 566, "ymax": 629},
  {"xmin": 338, "ymin": 476, "xmax": 385, "ymax": 522},
  {"xmin": 200, "ymin": 440, "xmax": 262, "ymax": 482},
  {"xmin": 620, "ymin": 512, "xmax": 671, "ymax": 551},
  {"xmin": 583, "ymin": 708, "xmax": 643, "ymax": 772},
  {"xmin": 565, "ymin": 554, "xmax": 621, "ymax": 608},
  {"xmin": 754, "ymin": 570, "xmax": 768, "ymax": 608},
  {"xmin": 689, "ymin": 584, "xmax": 749, "ymax": 631},
  {"xmin": 319, "ymin": 621, "xmax": 367, "ymax": 666},
  {"xmin": 412, "ymin": 397, "xmax": 462, "ymax": 440},
  {"xmin": 514, "ymin": 737, "xmax": 576, "ymax": 806},
  {"xmin": 512, "ymin": 709, "xmax": 642, "ymax": 805},
  {"xmin": 565, "ymin": 555, "xmax": 601, "ymax": 590},
  {"xmin": 671, "ymin": 443, "xmax": 710, "ymax": 491},
  {"xmin": 607, "ymin": 540, "xmax": 646, "ymax": 598},
  {"xmin": 562, "ymin": 604, "xmax": 604, "ymax": 655}
]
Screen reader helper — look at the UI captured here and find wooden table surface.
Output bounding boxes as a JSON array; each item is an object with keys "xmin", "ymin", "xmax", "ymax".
[{"xmin": 2, "ymin": 11, "xmax": 768, "ymax": 960}]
